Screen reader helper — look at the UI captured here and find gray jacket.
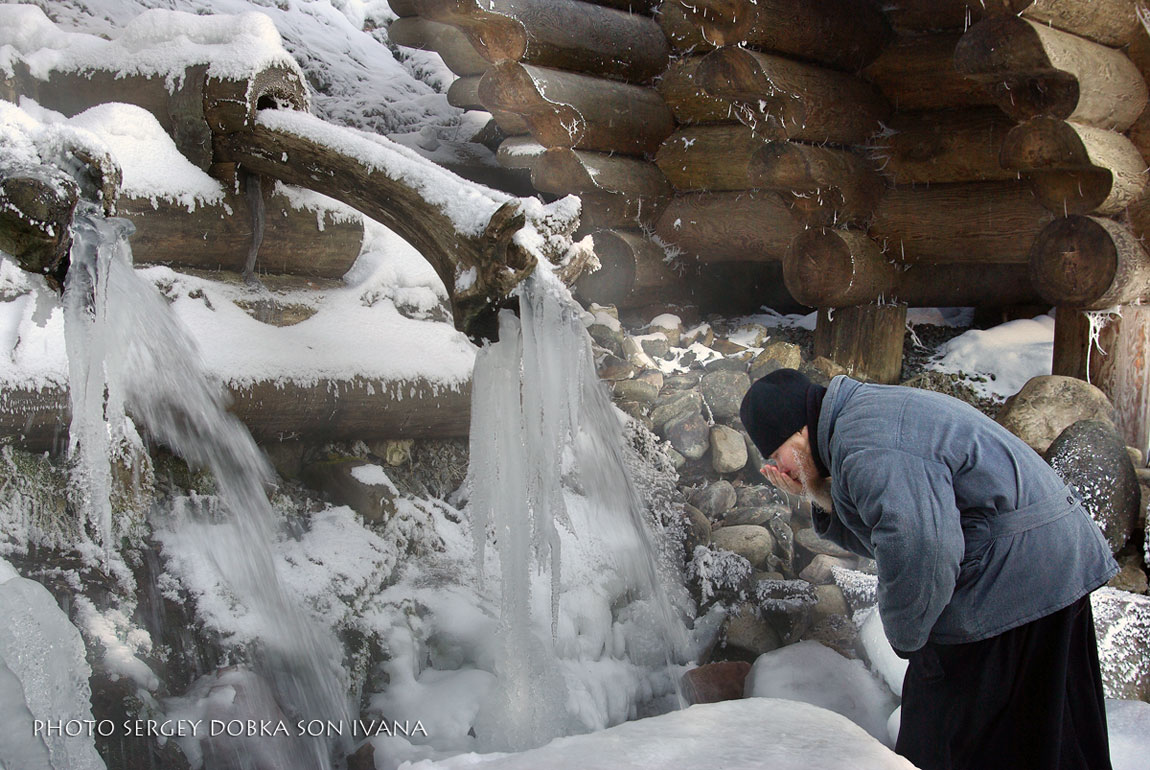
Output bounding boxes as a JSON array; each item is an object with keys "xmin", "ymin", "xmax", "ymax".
[{"xmin": 814, "ymin": 376, "xmax": 1117, "ymax": 652}]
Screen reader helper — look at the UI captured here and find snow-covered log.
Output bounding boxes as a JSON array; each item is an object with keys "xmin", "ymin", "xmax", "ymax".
[
  {"xmin": 672, "ymin": 0, "xmax": 890, "ymax": 71},
  {"xmin": 954, "ymin": 16, "xmax": 1147, "ymax": 131},
  {"xmin": 697, "ymin": 48, "xmax": 890, "ymax": 145},
  {"xmin": 1000, "ymin": 117, "xmax": 1148, "ymax": 216},
  {"xmin": 0, "ymin": 161, "xmax": 80, "ymax": 288}
]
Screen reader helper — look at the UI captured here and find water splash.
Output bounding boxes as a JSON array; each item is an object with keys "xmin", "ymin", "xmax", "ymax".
[
  {"xmin": 468, "ymin": 270, "xmax": 689, "ymax": 752},
  {"xmin": 62, "ymin": 206, "xmax": 349, "ymax": 768}
]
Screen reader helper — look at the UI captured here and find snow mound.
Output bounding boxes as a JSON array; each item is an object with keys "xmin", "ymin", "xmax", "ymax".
[{"xmin": 400, "ymin": 698, "xmax": 916, "ymax": 770}]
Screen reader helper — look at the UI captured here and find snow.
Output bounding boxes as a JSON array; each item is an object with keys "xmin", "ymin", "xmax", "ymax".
[
  {"xmin": 400, "ymin": 698, "xmax": 916, "ymax": 770},
  {"xmin": 858, "ymin": 608, "xmax": 909, "ymax": 697},
  {"xmin": 1108, "ymin": 698, "xmax": 1150, "ymax": 770},
  {"xmin": 929, "ymin": 313, "xmax": 1056, "ymax": 401}
]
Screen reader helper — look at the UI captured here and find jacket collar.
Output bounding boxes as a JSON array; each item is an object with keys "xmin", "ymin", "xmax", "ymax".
[{"xmin": 818, "ymin": 375, "xmax": 860, "ymax": 473}]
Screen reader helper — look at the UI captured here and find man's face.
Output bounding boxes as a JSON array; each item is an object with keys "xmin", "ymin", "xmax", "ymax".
[{"xmin": 768, "ymin": 426, "xmax": 818, "ymax": 487}]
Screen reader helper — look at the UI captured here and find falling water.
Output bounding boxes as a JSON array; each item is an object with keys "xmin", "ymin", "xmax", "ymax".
[
  {"xmin": 468, "ymin": 269, "xmax": 689, "ymax": 752},
  {"xmin": 62, "ymin": 206, "xmax": 349, "ymax": 768}
]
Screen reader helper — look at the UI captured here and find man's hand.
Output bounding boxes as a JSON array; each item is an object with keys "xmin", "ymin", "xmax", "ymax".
[
  {"xmin": 761, "ymin": 462, "xmax": 834, "ymax": 512},
  {"xmin": 761, "ymin": 463, "xmax": 803, "ymax": 497}
]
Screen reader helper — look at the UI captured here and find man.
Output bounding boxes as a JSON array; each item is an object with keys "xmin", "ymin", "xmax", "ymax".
[{"xmin": 739, "ymin": 369, "xmax": 1118, "ymax": 770}]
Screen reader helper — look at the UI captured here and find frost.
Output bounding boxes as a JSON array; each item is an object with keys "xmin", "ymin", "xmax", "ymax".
[{"xmin": 687, "ymin": 545, "xmax": 752, "ymax": 605}]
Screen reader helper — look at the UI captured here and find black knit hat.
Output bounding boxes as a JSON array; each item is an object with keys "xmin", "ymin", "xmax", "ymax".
[{"xmin": 740, "ymin": 369, "xmax": 817, "ymax": 460}]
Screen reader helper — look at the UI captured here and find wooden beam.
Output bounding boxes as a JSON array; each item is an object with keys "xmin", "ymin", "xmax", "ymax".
[
  {"xmin": 657, "ymin": 0, "xmax": 716, "ymax": 53},
  {"xmin": 697, "ymin": 47, "xmax": 890, "ymax": 145},
  {"xmin": 814, "ymin": 304, "xmax": 907, "ymax": 385},
  {"xmin": 655, "ymin": 124, "xmax": 765, "ymax": 192},
  {"xmin": 654, "ymin": 191, "xmax": 800, "ymax": 263},
  {"xmin": 881, "ymin": 1, "xmax": 1013, "ymax": 32},
  {"xmin": 1000, "ymin": 117, "xmax": 1148, "ymax": 215},
  {"xmin": 478, "ymin": 62, "xmax": 674, "ymax": 154},
  {"xmin": 954, "ymin": 16, "xmax": 1148, "ymax": 131},
  {"xmin": 672, "ymin": 0, "xmax": 891, "ymax": 71},
  {"xmin": 1015, "ymin": 0, "xmax": 1141, "ymax": 48},
  {"xmin": 387, "ymin": 16, "xmax": 488, "ymax": 76},
  {"xmin": 657, "ymin": 56, "xmax": 732, "ymax": 125},
  {"xmin": 419, "ymin": 0, "xmax": 669, "ymax": 83},
  {"xmin": 1029, "ymin": 215, "xmax": 1150, "ymax": 308},
  {"xmin": 870, "ymin": 181, "xmax": 1053, "ymax": 264},
  {"xmin": 574, "ymin": 229, "xmax": 683, "ymax": 308},
  {"xmin": 862, "ymin": 33, "xmax": 996, "ymax": 112},
  {"xmin": 531, "ymin": 148, "xmax": 671, "ymax": 202},
  {"xmin": 873, "ymin": 107, "xmax": 1016, "ymax": 185},
  {"xmin": 749, "ymin": 142, "xmax": 885, "ymax": 226}
]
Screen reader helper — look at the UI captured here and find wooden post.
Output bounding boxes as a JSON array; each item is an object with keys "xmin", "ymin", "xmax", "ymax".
[
  {"xmin": 874, "ymin": 108, "xmax": 1017, "ymax": 185},
  {"xmin": 954, "ymin": 16, "xmax": 1148, "ymax": 131},
  {"xmin": 999, "ymin": 117, "xmax": 1148, "ymax": 216},
  {"xmin": 814, "ymin": 304, "xmax": 908, "ymax": 385},
  {"xmin": 698, "ymin": 47, "xmax": 890, "ymax": 145},
  {"xmin": 672, "ymin": 0, "xmax": 891, "ymax": 71}
]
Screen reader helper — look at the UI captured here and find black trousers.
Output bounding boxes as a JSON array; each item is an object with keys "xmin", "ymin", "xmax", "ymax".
[{"xmin": 896, "ymin": 595, "xmax": 1112, "ymax": 770}]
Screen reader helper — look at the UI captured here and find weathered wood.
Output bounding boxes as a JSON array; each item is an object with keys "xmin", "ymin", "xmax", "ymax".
[
  {"xmin": 478, "ymin": 62, "xmax": 674, "ymax": 154},
  {"xmin": 749, "ymin": 143, "xmax": 886, "ymax": 225},
  {"xmin": 0, "ymin": 161, "xmax": 80, "ymax": 288},
  {"xmin": 446, "ymin": 75, "xmax": 482, "ymax": 110},
  {"xmin": 785, "ymin": 227, "xmax": 1039, "ymax": 306},
  {"xmin": 1000, "ymin": 117, "xmax": 1147, "ymax": 215},
  {"xmin": 862, "ymin": 33, "xmax": 995, "ymax": 112},
  {"xmin": 1016, "ymin": 0, "xmax": 1141, "ymax": 48},
  {"xmin": 657, "ymin": 56, "xmax": 731, "ymax": 125},
  {"xmin": 658, "ymin": 1, "xmax": 716, "ymax": 53},
  {"xmin": 654, "ymin": 191, "xmax": 801, "ymax": 262},
  {"xmin": 673, "ymin": 0, "xmax": 891, "ymax": 71},
  {"xmin": 388, "ymin": 0, "xmax": 422, "ymax": 17},
  {"xmin": 582, "ymin": 0, "xmax": 660, "ymax": 13},
  {"xmin": 532, "ymin": 149, "xmax": 671, "ymax": 203},
  {"xmin": 954, "ymin": 16, "xmax": 1148, "ymax": 131},
  {"xmin": 1029, "ymin": 215, "xmax": 1150, "ymax": 308},
  {"xmin": 873, "ymin": 108, "xmax": 1016, "ymax": 185},
  {"xmin": 387, "ymin": 16, "xmax": 489, "ymax": 77},
  {"xmin": 814, "ymin": 304, "xmax": 907, "ymax": 385},
  {"xmin": 0, "ymin": 376, "xmax": 472, "ymax": 451},
  {"xmin": 870, "ymin": 181, "xmax": 1054, "ymax": 263},
  {"xmin": 119, "ymin": 188, "xmax": 363, "ymax": 279},
  {"xmin": 881, "ymin": 0, "xmax": 1007, "ymax": 32},
  {"xmin": 655, "ymin": 124, "xmax": 765, "ymax": 191},
  {"xmin": 698, "ymin": 47, "xmax": 890, "ymax": 145},
  {"xmin": 218, "ymin": 110, "xmax": 543, "ymax": 340},
  {"xmin": 579, "ymin": 192, "xmax": 664, "ymax": 232},
  {"xmin": 574, "ymin": 229, "xmax": 681, "ymax": 307},
  {"xmin": 496, "ymin": 136, "xmax": 546, "ymax": 171},
  {"xmin": 420, "ymin": 0, "xmax": 669, "ymax": 84}
]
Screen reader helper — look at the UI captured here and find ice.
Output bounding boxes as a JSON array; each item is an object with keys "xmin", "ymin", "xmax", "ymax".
[
  {"xmin": 745, "ymin": 640, "xmax": 899, "ymax": 746},
  {"xmin": 858, "ymin": 608, "xmax": 909, "ymax": 697},
  {"xmin": 1107, "ymin": 698, "xmax": 1150, "ymax": 770},
  {"xmin": 401, "ymin": 698, "xmax": 916, "ymax": 770},
  {"xmin": 0, "ymin": 559, "xmax": 106, "ymax": 770}
]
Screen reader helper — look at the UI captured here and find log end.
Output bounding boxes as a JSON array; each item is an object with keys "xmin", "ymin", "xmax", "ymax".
[
  {"xmin": 420, "ymin": 0, "xmax": 528, "ymax": 64},
  {"xmin": 1028, "ymin": 215, "xmax": 1119, "ymax": 307},
  {"xmin": 1027, "ymin": 169, "xmax": 1115, "ymax": 216},
  {"xmin": 204, "ymin": 64, "xmax": 310, "ymax": 135},
  {"xmin": 784, "ymin": 227, "xmax": 893, "ymax": 307},
  {"xmin": 697, "ymin": 48, "xmax": 802, "ymax": 135},
  {"xmin": 953, "ymin": 16, "xmax": 1049, "ymax": 76},
  {"xmin": 532, "ymin": 148, "xmax": 596, "ymax": 194},
  {"xmin": 1000, "ymin": 116, "xmax": 1090, "ymax": 170}
]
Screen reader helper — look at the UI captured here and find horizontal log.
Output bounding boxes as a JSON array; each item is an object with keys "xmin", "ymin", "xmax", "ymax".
[
  {"xmin": 1029, "ymin": 215, "xmax": 1150, "ymax": 308},
  {"xmin": 869, "ymin": 181, "xmax": 1054, "ymax": 263},
  {"xmin": 657, "ymin": 56, "xmax": 732, "ymax": 125},
  {"xmin": 749, "ymin": 142, "xmax": 886, "ymax": 225},
  {"xmin": 1000, "ymin": 117, "xmax": 1148, "ymax": 215},
  {"xmin": 420, "ymin": 0, "xmax": 669, "ymax": 84},
  {"xmin": 1016, "ymin": 0, "xmax": 1141, "ymax": 48},
  {"xmin": 0, "ymin": 160, "xmax": 80, "ymax": 288},
  {"xmin": 954, "ymin": 16, "xmax": 1148, "ymax": 131},
  {"xmin": 388, "ymin": 0, "xmax": 421, "ymax": 17},
  {"xmin": 120, "ymin": 187, "xmax": 364, "ymax": 279},
  {"xmin": 881, "ymin": 1, "xmax": 1009, "ymax": 32},
  {"xmin": 654, "ymin": 191, "xmax": 800, "ymax": 262},
  {"xmin": 673, "ymin": 0, "xmax": 891, "ymax": 71},
  {"xmin": 698, "ymin": 48, "xmax": 890, "ymax": 145},
  {"xmin": 495, "ymin": 136, "xmax": 546, "ymax": 170},
  {"xmin": 655, "ymin": 124, "xmax": 765, "ymax": 191},
  {"xmin": 574, "ymin": 229, "xmax": 681, "ymax": 307},
  {"xmin": 387, "ymin": 16, "xmax": 488, "ymax": 77},
  {"xmin": 657, "ymin": 0, "xmax": 716, "ymax": 53},
  {"xmin": 447, "ymin": 75, "xmax": 482, "ymax": 110},
  {"xmin": 0, "ymin": 376, "xmax": 471, "ymax": 451},
  {"xmin": 861, "ymin": 33, "xmax": 995, "ymax": 112},
  {"xmin": 785, "ymin": 227, "xmax": 1039, "ymax": 306},
  {"xmin": 873, "ymin": 108, "xmax": 1016, "ymax": 185},
  {"xmin": 532, "ymin": 149, "xmax": 671, "ymax": 202},
  {"xmin": 578, "ymin": 191, "xmax": 665, "ymax": 232},
  {"xmin": 478, "ymin": 62, "xmax": 674, "ymax": 154},
  {"xmin": 581, "ymin": 0, "xmax": 660, "ymax": 13}
]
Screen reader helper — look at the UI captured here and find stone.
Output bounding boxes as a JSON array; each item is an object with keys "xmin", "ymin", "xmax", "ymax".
[
  {"xmin": 703, "ymin": 356, "xmax": 749, "ymax": 373},
  {"xmin": 646, "ymin": 313, "xmax": 684, "ymax": 346},
  {"xmin": 700, "ymin": 369, "xmax": 751, "ymax": 422},
  {"xmin": 347, "ymin": 743, "xmax": 376, "ymax": 770},
  {"xmin": 710, "ymin": 424, "xmax": 749, "ymax": 473},
  {"xmin": 589, "ymin": 319, "xmax": 624, "ymax": 353},
  {"xmin": 665, "ymin": 446, "xmax": 686, "ymax": 470},
  {"xmin": 597, "ymin": 353, "xmax": 637, "ymax": 381},
  {"xmin": 664, "ymin": 373, "xmax": 701, "ymax": 390},
  {"xmin": 813, "ymin": 584, "xmax": 850, "ymax": 623},
  {"xmin": 301, "ymin": 455, "xmax": 397, "ymax": 524},
  {"xmin": 749, "ymin": 341, "xmax": 803, "ymax": 382},
  {"xmin": 800, "ymin": 356, "xmax": 848, "ymax": 386},
  {"xmin": 795, "ymin": 527, "xmax": 855, "ymax": 560},
  {"xmin": 744, "ymin": 432, "xmax": 767, "ymax": 479},
  {"xmin": 722, "ymin": 506, "xmax": 773, "ymax": 527},
  {"xmin": 665, "ymin": 412, "xmax": 710, "ymax": 460},
  {"xmin": 713, "ymin": 525, "xmax": 776, "ymax": 569},
  {"xmin": 684, "ymin": 503, "xmax": 713, "ymax": 555},
  {"xmin": 651, "ymin": 390, "xmax": 703, "ymax": 429},
  {"xmin": 1127, "ymin": 446, "xmax": 1144, "ymax": 468},
  {"xmin": 712, "ymin": 338, "xmax": 749, "ymax": 356},
  {"xmin": 638, "ymin": 332, "xmax": 671, "ymax": 359},
  {"xmin": 723, "ymin": 602, "xmax": 782, "ymax": 658},
  {"xmin": 692, "ymin": 480, "xmax": 738, "ymax": 517},
  {"xmin": 768, "ymin": 517, "xmax": 795, "ymax": 575},
  {"xmin": 614, "ymin": 400, "xmax": 652, "ymax": 428},
  {"xmin": 1092, "ymin": 588, "xmax": 1150, "ymax": 701},
  {"xmin": 682, "ymin": 323, "xmax": 714, "ymax": 347},
  {"xmin": 635, "ymin": 368, "xmax": 664, "ymax": 391},
  {"xmin": 613, "ymin": 378, "xmax": 660, "ymax": 403},
  {"xmin": 799, "ymin": 553, "xmax": 856, "ymax": 585},
  {"xmin": 589, "ymin": 302, "xmax": 619, "ymax": 320},
  {"xmin": 681, "ymin": 661, "xmax": 752, "ymax": 704},
  {"xmin": 1046, "ymin": 419, "xmax": 1139, "ymax": 554},
  {"xmin": 1138, "ymin": 468, "xmax": 1150, "ymax": 533},
  {"xmin": 622, "ymin": 335, "xmax": 658, "ymax": 369},
  {"xmin": 1109, "ymin": 560, "xmax": 1148, "ymax": 595},
  {"xmin": 731, "ymin": 323, "xmax": 769, "ymax": 348},
  {"xmin": 996, "ymin": 375, "xmax": 1116, "ymax": 454},
  {"xmin": 737, "ymin": 484, "xmax": 788, "ymax": 509},
  {"xmin": 381, "ymin": 439, "xmax": 413, "ymax": 466},
  {"xmin": 755, "ymin": 578, "xmax": 818, "ymax": 643},
  {"xmin": 802, "ymin": 614, "xmax": 861, "ymax": 660}
]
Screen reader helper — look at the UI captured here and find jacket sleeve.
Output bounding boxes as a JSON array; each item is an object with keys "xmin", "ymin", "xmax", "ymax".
[
  {"xmin": 839, "ymin": 448, "xmax": 965, "ymax": 653},
  {"xmin": 812, "ymin": 505, "xmax": 874, "ymax": 558}
]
